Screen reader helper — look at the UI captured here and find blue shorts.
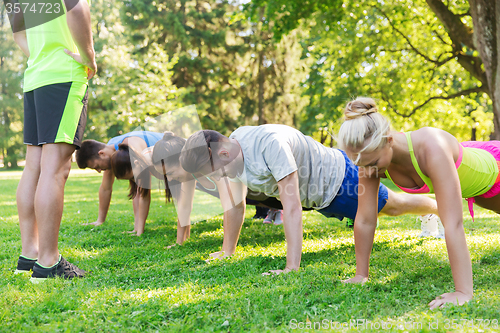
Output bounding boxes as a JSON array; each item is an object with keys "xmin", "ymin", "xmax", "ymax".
[{"xmin": 318, "ymin": 150, "xmax": 388, "ymax": 221}]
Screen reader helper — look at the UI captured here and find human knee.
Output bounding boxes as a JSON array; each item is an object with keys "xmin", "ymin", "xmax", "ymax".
[
  {"xmin": 25, "ymin": 160, "xmax": 42, "ymax": 174},
  {"xmin": 57, "ymin": 160, "xmax": 72, "ymax": 181},
  {"xmin": 380, "ymin": 203, "xmax": 402, "ymax": 216},
  {"xmin": 40, "ymin": 158, "xmax": 72, "ymax": 182},
  {"xmin": 380, "ymin": 193, "xmax": 405, "ymax": 216}
]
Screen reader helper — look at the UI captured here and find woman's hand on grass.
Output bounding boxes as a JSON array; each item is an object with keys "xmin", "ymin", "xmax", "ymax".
[
  {"xmin": 84, "ymin": 221, "xmax": 104, "ymax": 226},
  {"xmin": 342, "ymin": 275, "xmax": 368, "ymax": 284},
  {"xmin": 262, "ymin": 267, "xmax": 296, "ymax": 276},
  {"xmin": 123, "ymin": 230, "xmax": 142, "ymax": 236},
  {"xmin": 205, "ymin": 251, "xmax": 231, "ymax": 263},
  {"xmin": 428, "ymin": 291, "xmax": 472, "ymax": 309}
]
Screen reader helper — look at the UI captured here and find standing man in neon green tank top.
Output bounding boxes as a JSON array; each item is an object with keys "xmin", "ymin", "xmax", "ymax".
[{"xmin": 8, "ymin": 0, "xmax": 97, "ymax": 281}]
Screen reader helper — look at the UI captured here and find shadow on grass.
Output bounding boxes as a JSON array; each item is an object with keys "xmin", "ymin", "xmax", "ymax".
[{"xmin": 77, "ymin": 227, "xmax": 458, "ymax": 287}]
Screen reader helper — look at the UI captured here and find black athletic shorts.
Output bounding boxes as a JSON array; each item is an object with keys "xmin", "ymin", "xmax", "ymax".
[{"xmin": 23, "ymin": 82, "xmax": 88, "ymax": 148}]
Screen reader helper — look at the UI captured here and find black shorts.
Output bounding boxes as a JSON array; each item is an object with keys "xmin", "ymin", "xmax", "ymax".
[{"xmin": 24, "ymin": 82, "xmax": 88, "ymax": 148}]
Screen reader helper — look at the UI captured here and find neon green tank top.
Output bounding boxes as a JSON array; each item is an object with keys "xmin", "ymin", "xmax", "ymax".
[
  {"xmin": 385, "ymin": 132, "xmax": 498, "ymax": 198},
  {"xmin": 23, "ymin": 0, "xmax": 88, "ymax": 92}
]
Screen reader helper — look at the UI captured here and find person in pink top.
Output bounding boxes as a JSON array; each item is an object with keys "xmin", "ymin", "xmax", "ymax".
[{"xmin": 338, "ymin": 97, "xmax": 500, "ymax": 309}]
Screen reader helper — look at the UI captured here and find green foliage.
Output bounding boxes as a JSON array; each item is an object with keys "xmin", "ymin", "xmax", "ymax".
[
  {"xmin": 86, "ymin": 0, "xmax": 185, "ymax": 142},
  {"xmin": 1, "ymin": 171, "xmax": 500, "ymax": 331},
  {"xmin": 121, "ymin": 0, "xmax": 309, "ymax": 135},
  {"xmin": 300, "ymin": 0, "xmax": 491, "ymax": 142},
  {"xmin": 122, "ymin": 0, "xmax": 250, "ymax": 134},
  {"xmin": 246, "ymin": 0, "xmax": 493, "ymax": 142},
  {"xmin": 0, "ymin": 8, "xmax": 24, "ymax": 168},
  {"xmin": 1, "ymin": 0, "xmax": 496, "ymax": 158},
  {"xmin": 244, "ymin": 0, "xmax": 343, "ymax": 40},
  {"xmin": 237, "ymin": 27, "xmax": 311, "ymax": 127}
]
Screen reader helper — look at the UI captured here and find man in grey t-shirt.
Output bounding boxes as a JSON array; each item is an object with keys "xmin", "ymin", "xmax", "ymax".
[
  {"xmin": 230, "ymin": 125, "xmax": 345, "ymax": 209},
  {"xmin": 180, "ymin": 125, "xmax": 439, "ymax": 274}
]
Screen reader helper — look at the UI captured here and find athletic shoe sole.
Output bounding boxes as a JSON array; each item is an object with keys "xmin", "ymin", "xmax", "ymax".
[
  {"xmin": 14, "ymin": 269, "xmax": 32, "ymax": 275},
  {"xmin": 30, "ymin": 277, "xmax": 48, "ymax": 284},
  {"xmin": 31, "ymin": 256, "xmax": 87, "ymax": 282}
]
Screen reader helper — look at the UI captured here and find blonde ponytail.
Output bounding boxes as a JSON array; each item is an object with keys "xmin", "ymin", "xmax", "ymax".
[{"xmin": 338, "ymin": 97, "xmax": 390, "ymax": 164}]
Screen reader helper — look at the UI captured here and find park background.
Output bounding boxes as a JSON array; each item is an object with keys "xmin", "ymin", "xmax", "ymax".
[
  {"xmin": 0, "ymin": 0, "xmax": 499, "ymax": 167},
  {"xmin": 1, "ymin": 0, "xmax": 500, "ymax": 332}
]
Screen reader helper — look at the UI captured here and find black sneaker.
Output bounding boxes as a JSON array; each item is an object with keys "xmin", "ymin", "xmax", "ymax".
[
  {"xmin": 31, "ymin": 256, "xmax": 87, "ymax": 283},
  {"xmin": 14, "ymin": 255, "xmax": 37, "ymax": 274},
  {"xmin": 253, "ymin": 206, "xmax": 270, "ymax": 219}
]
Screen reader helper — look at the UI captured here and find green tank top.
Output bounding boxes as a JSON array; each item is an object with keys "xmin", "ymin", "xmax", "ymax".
[
  {"xmin": 385, "ymin": 132, "xmax": 498, "ymax": 198},
  {"xmin": 23, "ymin": 0, "xmax": 88, "ymax": 92}
]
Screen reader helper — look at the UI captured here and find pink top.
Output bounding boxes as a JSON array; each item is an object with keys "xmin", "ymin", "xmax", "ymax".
[{"xmin": 386, "ymin": 143, "xmax": 463, "ymax": 194}]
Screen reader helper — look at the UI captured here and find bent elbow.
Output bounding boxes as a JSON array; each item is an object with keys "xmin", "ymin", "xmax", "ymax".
[
  {"xmin": 65, "ymin": 1, "xmax": 90, "ymax": 24},
  {"xmin": 285, "ymin": 205, "xmax": 302, "ymax": 218},
  {"xmin": 444, "ymin": 219, "xmax": 464, "ymax": 234},
  {"xmin": 354, "ymin": 217, "xmax": 377, "ymax": 229}
]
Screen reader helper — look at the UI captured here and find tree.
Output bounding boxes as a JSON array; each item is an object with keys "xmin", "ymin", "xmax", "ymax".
[
  {"xmin": 245, "ymin": 0, "xmax": 343, "ymax": 39},
  {"xmin": 122, "ymin": 0, "xmax": 310, "ymax": 134},
  {"xmin": 449, "ymin": 0, "xmax": 499, "ymax": 138},
  {"xmin": 305, "ymin": 0, "xmax": 492, "ymax": 142},
  {"xmin": 122, "ymin": 0, "xmax": 249, "ymax": 134},
  {"xmin": 86, "ymin": 0, "xmax": 184, "ymax": 141},
  {"xmin": 248, "ymin": 0, "xmax": 498, "ymax": 140},
  {"xmin": 237, "ymin": 13, "xmax": 311, "ymax": 127}
]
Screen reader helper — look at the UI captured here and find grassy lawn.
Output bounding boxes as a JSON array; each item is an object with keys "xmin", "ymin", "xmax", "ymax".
[{"xmin": 0, "ymin": 166, "xmax": 499, "ymax": 332}]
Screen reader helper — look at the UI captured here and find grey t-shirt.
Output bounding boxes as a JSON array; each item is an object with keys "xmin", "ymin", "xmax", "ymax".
[{"xmin": 229, "ymin": 124, "xmax": 345, "ymax": 209}]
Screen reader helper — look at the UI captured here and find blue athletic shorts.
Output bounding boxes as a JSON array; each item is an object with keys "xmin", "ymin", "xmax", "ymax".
[{"xmin": 318, "ymin": 150, "xmax": 389, "ymax": 221}]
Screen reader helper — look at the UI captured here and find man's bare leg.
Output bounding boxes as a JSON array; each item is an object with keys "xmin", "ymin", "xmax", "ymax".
[
  {"xmin": 380, "ymin": 189, "xmax": 439, "ymax": 216},
  {"xmin": 16, "ymin": 145, "xmax": 43, "ymax": 259},
  {"xmin": 34, "ymin": 143, "xmax": 75, "ymax": 267}
]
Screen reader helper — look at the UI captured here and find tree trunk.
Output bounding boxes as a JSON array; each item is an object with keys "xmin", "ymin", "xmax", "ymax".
[
  {"xmin": 469, "ymin": 0, "xmax": 499, "ymax": 139},
  {"xmin": 6, "ymin": 146, "xmax": 18, "ymax": 169},
  {"xmin": 257, "ymin": 50, "xmax": 265, "ymax": 125},
  {"xmin": 320, "ymin": 127, "xmax": 327, "ymax": 144}
]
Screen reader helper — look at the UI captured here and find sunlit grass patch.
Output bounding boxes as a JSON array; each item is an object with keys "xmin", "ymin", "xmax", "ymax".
[{"xmin": 1, "ymin": 166, "xmax": 500, "ymax": 331}]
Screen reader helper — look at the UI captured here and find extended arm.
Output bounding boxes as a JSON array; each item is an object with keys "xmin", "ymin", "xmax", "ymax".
[
  {"xmin": 64, "ymin": 0, "xmax": 96, "ymax": 79},
  {"xmin": 174, "ymin": 180, "xmax": 196, "ymax": 244},
  {"xmin": 126, "ymin": 137, "xmax": 154, "ymax": 235},
  {"xmin": 88, "ymin": 169, "xmax": 114, "ymax": 225},
  {"xmin": 211, "ymin": 178, "xmax": 246, "ymax": 258},
  {"xmin": 276, "ymin": 171, "xmax": 303, "ymax": 272},
  {"xmin": 343, "ymin": 174, "xmax": 381, "ymax": 283},
  {"xmin": 132, "ymin": 187, "xmax": 151, "ymax": 236},
  {"xmin": 424, "ymin": 142, "xmax": 473, "ymax": 309}
]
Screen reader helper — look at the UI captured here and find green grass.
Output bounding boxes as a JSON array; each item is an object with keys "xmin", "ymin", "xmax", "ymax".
[{"xmin": 0, "ymin": 168, "xmax": 499, "ymax": 332}]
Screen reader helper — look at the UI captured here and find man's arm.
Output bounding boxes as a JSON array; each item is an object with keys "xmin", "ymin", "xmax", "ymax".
[
  {"xmin": 12, "ymin": 30, "xmax": 29, "ymax": 57},
  {"xmin": 64, "ymin": 0, "xmax": 96, "ymax": 79},
  {"xmin": 87, "ymin": 169, "xmax": 114, "ymax": 225},
  {"xmin": 211, "ymin": 178, "xmax": 246, "ymax": 258},
  {"xmin": 175, "ymin": 180, "xmax": 196, "ymax": 244},
  {"xmin": 133, "ymin": 188, "xmax": 151, "ymax": 236},
  {"xmin": 8, "ymin": 5, "xmax": 29, "ymax": 56},
  {"xmin": 273, "ymin": 171, "xmax": 303, "ymax": 272}
]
